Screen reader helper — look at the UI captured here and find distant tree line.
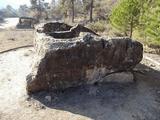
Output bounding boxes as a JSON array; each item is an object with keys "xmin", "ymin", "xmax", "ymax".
[
  {"xmin": 28, "ymin": 0, "xmax": 117, "ymax": 23},
  {"xmin": 54, "ymin": 0, "xmax": 117, "ymax": 23},
  {"xmin": 0, "ymin": 5, "xmax": 18, "ymax": 18},
  {"xmin": 0, "ymin": 0, "xmax": 117, "ymax": 22}
]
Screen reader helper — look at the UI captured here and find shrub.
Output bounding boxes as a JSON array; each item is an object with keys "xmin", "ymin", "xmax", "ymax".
[{"xmin": 88, "ymin": 21, "xmax": 106, "ymax": 32}]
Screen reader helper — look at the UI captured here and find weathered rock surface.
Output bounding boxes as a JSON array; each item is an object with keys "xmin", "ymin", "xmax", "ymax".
[{"xmin": 26, "ymin": 23, "xmax": 143, "ymax": 94}]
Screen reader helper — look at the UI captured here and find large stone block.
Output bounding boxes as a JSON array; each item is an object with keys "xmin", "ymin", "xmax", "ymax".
[{"xmin": 26, "ymin": 23, "xmax": 143, "ymax": 94}]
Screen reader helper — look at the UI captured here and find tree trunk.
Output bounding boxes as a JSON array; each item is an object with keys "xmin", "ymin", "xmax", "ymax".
[
  {"xmin": 89, "ymin": 0, "xmax": 93, "ymax": 22},
  {"xmin": 37, "ymin": 0, "xmax": 42, "ymax": 20},
  {"xmin": 124, "ymin": 32, "xmax": 128, "ymax": 36},
  {"xmin": 129, "ymin": 16, "xmax": 133, "ymax": 38},
  {"xmin": 71, "ymin": 0, "xmax": 75, "ymax": 23}
]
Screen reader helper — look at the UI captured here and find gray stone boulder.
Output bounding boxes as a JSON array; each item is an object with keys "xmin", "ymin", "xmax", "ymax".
[{"xmin": 26, "ymin": 23, "xmax": 143, "ymax": 94}]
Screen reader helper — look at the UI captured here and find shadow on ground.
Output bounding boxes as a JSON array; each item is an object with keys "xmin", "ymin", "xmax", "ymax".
[{"xmin": 31, "ymin": 64, "xmax": 160, "ymax": 120}]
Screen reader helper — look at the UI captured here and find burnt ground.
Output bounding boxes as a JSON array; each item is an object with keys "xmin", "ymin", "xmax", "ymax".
[{"xmin": 30, "ymin": 63, "xmax": 160, "ymax": 120}]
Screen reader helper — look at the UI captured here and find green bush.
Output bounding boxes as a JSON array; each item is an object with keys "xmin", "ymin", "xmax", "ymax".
[{"xmin": 88, "ymin": 21, "xmax": 106, "ymax": 32}]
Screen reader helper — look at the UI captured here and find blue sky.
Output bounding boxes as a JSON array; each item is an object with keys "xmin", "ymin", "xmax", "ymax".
[{"xmin": 0, "ymin": 0, "xmax": 52, "ymax": 9}]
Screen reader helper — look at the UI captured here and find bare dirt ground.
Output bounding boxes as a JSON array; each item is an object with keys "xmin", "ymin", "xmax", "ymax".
[
  {"xmin": 0, "ymin": 27, "xmax": 160, "ymax": 120},
  {"xmin": 0, "ymin": 29, "xmax": 34, "ymax": 53}
]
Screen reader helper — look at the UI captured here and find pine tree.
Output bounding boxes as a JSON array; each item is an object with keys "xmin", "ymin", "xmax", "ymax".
[
  {"xmin": 144, "ymin": 0, "xmax": 160, "ymax": 42},
  {"xmin": 110, "ymin": 0, "xmax": 143, "ymax": 38}
]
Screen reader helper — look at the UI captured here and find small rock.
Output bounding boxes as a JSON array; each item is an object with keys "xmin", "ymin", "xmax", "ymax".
[
  {"xmin": 24, "ymin": 53, "xmax": 29, "ymax": 57},
  {"xmin": 151, "ymin": 64, "xmax": 155, "ymax": 67},
  {"xmin": 88, "ymin": 86, "xmax": 98, "ymax": 95},
  {"xmin": 83, "ymin": 34, "xmax": 93, "ymax": 43},
  {"xmin": 133, "ymin": 68, "xmax": 138, "ymax": 71},
  {"xmin": 45, "ymin": 96, "xmax": 52, "ymax": 102},
  {"xmin": 87, "ymin": 44, "xmax": 90, "ymax": 47},
  {"xmin": 52, "ymin": 96, "xmax": 59, "ymax": 102},
  {"xmin": 157, "ymin": 91, "xmax": 160, "ymax": 94},
  {"xmin": 27, "ymin": 104, "xmax": 32, "ymax": 107},
  {"xmin": 40, "ymin": 105, "xmax": 46, "ymax": 109},
  {"xmin": 144, "ymin": 68, "xmax": 150, "ymax": 72},
  {"xmin": 25, "ymin": 95, "xmax": 31, "ymax": 101},
  {"xmin": 8, "ymin": 38, "xmax": 15, "ymax": 41}
]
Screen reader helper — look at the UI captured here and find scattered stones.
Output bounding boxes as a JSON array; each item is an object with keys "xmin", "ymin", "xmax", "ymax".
[{"xmin": 45, "ymin": 96, "xmax": 52, "ymax": 102}]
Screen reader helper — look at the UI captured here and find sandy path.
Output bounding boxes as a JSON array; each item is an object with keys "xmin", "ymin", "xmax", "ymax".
[
  {"xmin": 144, "ymin": 53, "xmax": 160, "ymax": 66},
  {"xmin": 0, "ymin": 48, "xmax": 33, "ymax": 112}
]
